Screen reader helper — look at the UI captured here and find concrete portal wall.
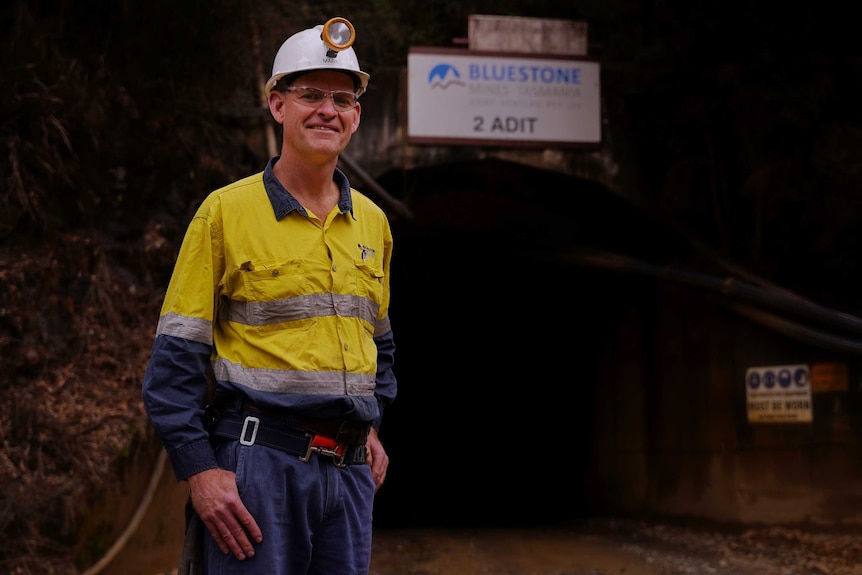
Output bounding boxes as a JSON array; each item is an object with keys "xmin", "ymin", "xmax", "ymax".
[
  {"xmin": 588, "ymin": 281, "xmax": 862, "ymax": 525},
  {"xmin": 467, "ymin": 14, "xmax": 588, "ymax": 56},
  {"xmin": 346, "ymin": 65, "xmax": 618, "ymax": 201}
]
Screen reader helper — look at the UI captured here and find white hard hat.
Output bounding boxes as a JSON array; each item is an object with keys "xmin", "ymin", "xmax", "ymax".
[{"xmin": 265, "ymin": 17, "xmax": 370, "ymax": 96}]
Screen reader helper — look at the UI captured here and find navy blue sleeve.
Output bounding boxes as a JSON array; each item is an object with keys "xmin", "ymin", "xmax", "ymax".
[
  {"xmin": 142, "ymin": 334, "xmax": 218, "ymax": 481},
  {"xmin": 372, "ymin": 329, "xmax": 397, "ymax": 430}
]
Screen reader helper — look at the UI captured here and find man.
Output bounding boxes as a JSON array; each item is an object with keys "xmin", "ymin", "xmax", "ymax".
[{"xmin": 142, "ymin": 18, "xmax": 396, "ymax": 575}]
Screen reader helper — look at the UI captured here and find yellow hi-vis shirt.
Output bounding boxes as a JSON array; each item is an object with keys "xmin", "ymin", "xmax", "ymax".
[{"xmin": 155, "ymin": 165, "xmax": 393, "ymax": 416}]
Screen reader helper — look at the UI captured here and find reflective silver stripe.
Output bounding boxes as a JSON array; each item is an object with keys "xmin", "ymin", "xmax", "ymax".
[
  {"xmin": 374, "ymin": 314, "xmax": 391, "ymax": 338},
  {"xmin": 212, "ymin": 358, "xmax": 376, "ymax": 396},
  {"xmin": 221, "ymin": 293, "xmax": 379, "ymax": 326},
  {"xmin": 156, "ymin": 312, "xmax": 213, "ymax": 345}
]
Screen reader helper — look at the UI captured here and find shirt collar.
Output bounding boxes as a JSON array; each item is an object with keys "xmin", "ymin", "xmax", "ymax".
[{"xmin": 263, "ymin": 156, "xmax": 355, "ymax": 221}]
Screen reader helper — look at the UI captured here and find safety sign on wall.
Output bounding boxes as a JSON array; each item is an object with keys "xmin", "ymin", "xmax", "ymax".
[
  {"xmin": 745, "ymin": 364, "xmax": 812, "ymax": 423},
  {"xmin": 407, "ymin": 48, "xmax": 601, "ymax": 147}
]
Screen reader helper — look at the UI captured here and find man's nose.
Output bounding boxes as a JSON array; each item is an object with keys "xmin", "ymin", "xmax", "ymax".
[{"xmin": 317, "ymin": 94, "xmax": 339, "ymax": 113}]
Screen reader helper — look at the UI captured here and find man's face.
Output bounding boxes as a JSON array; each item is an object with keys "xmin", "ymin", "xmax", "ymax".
[{"xmin": 271, "ymin": 70, "xmax": 361, "ymax": 160}]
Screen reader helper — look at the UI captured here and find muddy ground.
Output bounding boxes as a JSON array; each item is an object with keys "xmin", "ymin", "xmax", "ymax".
[
  {"xmin": 94, "ymin": 461, "xmax": 862, "ymax": 575},
  {"xmin": 112, "ymin": 517, "xmax": 862, "ymax": 575}
]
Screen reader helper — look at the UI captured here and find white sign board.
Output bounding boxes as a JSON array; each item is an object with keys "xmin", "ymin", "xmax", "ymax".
[
  {"xmin": 745, "ymin": 364, "xmax": 812, "ymax": 423},
  {"xmin": 407, "ymin": 48, "xmax": 601, "ymax": 147}
]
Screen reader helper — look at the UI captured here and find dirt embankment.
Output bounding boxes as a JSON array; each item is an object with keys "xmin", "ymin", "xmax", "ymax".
[{"xmin": 0, "ymin": 234, "xmax": 167, "ymax": 574}]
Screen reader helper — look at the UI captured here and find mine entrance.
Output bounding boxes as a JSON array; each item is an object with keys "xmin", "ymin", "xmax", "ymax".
[{"xmin": 370, "ymin": 158, "xmax": 649, "ymax": 528}]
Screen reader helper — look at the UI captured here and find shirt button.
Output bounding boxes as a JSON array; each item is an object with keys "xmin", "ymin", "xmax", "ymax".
[
  {"xmin": 272, "ymin": 270, "xmax": 279, "ymax": 277},
  {"xmin": 332, "ymin": 265, "xmax": 337, "ymax": 272}
]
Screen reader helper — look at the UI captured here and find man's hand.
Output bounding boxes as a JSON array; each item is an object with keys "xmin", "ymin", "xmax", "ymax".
[
  {"xmin": 365, "ymin": 426, "xmax": 389, "ymax": 492},
  {"xmin": 188, "ymin": 468, "xmax": 263, "ymax": 560}
]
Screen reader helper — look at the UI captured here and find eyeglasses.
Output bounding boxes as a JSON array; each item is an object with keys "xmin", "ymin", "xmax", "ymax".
[{"xmin": 282, "ymin": 86, "xmax": 359, "ymax": 112}]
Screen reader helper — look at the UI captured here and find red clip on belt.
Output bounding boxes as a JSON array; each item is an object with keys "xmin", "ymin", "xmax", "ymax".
[{"xmin": 310, "ymin": 434, "xmax": 340, "ymax": 450}]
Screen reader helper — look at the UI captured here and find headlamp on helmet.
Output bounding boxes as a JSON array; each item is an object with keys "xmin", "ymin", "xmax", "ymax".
[{"xmin": 265, "ymin": 17, "xmax": 370, "ymax": 97}]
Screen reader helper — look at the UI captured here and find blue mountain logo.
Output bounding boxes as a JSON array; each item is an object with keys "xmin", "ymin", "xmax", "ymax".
[{"xmin": 428, "ymin": 63, "xmax": 465, "ymax": 89}]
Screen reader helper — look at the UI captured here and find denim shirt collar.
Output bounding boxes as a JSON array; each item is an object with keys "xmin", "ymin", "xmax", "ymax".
[{"xmin": 263, "ymin": 156, "xmax": 355, "ymax": 221}]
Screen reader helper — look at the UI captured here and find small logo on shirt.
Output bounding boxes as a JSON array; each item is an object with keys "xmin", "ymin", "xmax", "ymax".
[{"xmin": 357, "ymin": 243, "xmax": 376, "ymax": 261}]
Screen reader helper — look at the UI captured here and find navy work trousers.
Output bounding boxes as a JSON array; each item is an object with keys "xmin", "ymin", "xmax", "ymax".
[{"xmin": 203, "ymin": 438, "xmax": 375, "ymax": 574}]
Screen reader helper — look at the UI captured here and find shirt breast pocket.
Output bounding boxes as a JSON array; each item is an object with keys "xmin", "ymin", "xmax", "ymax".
[
  {"xmin": 353, "ymin": 260, "xmax": 384, "ymax": 303},
  {"xmin": 232, "ymin": 259, "xmax": 307, "ymax": 303}
]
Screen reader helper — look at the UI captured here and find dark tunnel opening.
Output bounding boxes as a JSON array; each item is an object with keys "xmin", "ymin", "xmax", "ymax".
[{"xmin": 365, "ymin": 159, "xmax": 656, "ymax": 529}]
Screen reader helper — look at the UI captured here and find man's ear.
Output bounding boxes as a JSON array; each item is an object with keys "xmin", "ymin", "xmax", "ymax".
[
  {"xmin": 349, "ymin": 102, "xmax": 361, "ymax": 134},
  {"xmin": 269, "ymin": 91, "xmax": 286, "ymax": 124}
]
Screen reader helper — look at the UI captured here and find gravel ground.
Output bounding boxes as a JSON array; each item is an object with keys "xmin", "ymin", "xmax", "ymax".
[
  {"xmin": 607, "ymin": 518, "xmax": 862, "ymax": 575},
  {"xmin": 368, "ymin": 517, "xmax": 862, "ymax": 575}
]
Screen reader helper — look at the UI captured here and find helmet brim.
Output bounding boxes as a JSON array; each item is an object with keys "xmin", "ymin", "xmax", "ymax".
[{"xmin": 265, "ymin": 69, "xmax": 370, "ymax": 97}]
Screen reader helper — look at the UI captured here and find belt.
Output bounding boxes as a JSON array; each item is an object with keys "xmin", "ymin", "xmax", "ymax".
[
  {"xmin": 208, "ymin": 399, "xmax": 369, "ymax": 467},
  {"xmin": 214, "ymin": 396, "xmax": 346, "ymax": 438}
]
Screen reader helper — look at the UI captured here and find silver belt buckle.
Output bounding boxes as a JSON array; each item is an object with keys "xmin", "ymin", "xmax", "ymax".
[{"xmin": 239, "ymin": 416, "xmax": 260, "ymax": 446}]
